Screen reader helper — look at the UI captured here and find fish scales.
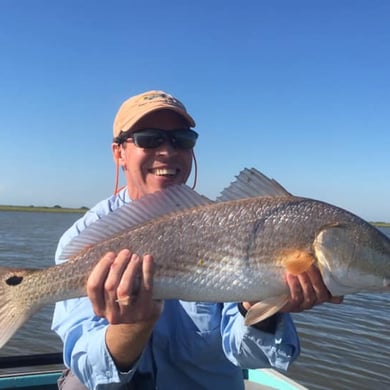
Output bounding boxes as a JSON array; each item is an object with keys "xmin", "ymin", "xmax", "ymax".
[
  {"xmin": 46, "ymin": 197, "xmax": 387, "ymax": 302},
  {"xmin": 3, "ymin": 197, "xmax": 388, "ymax": 303},
  {"xmin": 0, "ymin": 168, "xmax": 389, "ymax": 349}
]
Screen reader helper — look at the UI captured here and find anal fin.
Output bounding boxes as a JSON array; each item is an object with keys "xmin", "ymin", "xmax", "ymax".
[{"xmin": 244, "ymin": 295, "xmax": 289, "ymax": 326}]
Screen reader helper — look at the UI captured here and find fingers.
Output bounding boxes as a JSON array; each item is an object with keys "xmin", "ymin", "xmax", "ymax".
[
  {"xmin": 329, "ymin": 295, "xmax": 344, "ymax": 304},
  {"xmin": 141, "ymin": 254, "xmax": 154, "ymax": 293},
  {"xmin": 283, "ymin": 265, "xmax": 344, "ymax": 313},
  {"xmin": 116, "ymin": 252, "xmax": 142, "ymax": 304},
  {"xmin": 304, "ymin": 266, "xmax": 332, "ymax": 304},
  {"xmin": 87, "ymin": 251, "xmax": 117, "ymax": 317},
  {"xmin": 304, "ymin": 266, "xmax": 343, "ymax": 305},
  {"xmin": 87, "ymin": 250, "xmax": 161, "ymax": 325},
  {"xmin": 283, "ymin": 273, "xmax": 308, "ymax": 312},
  {"xmin": 116, "ymin": 255, "xmax": 156, "ymax": 310}
]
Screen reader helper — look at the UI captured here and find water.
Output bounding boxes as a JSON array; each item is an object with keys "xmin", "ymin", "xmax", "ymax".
[
  {"xmin": 0, "ymin": 211, "xmax": 80, "ymax": 356},
  {"xmin": 0, "ymin": 211, "xmax": 389, "ymax": 389},
  {"xmin": 288, "ymin": 227, "xmax": 390, "ymax": 389}
]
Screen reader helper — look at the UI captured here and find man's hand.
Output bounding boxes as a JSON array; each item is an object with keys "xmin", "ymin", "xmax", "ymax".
[
  {"xmin": 281, "ymin": 264, "xmax": 343, "ymax": 313},
  {"xmin": 87, "ymin": 249, "xmax": 162, "ymax": 324},
  {"xmin": 87, "ymin": 249, "xmax": 163, "ymax": 370},
  {"xmin": 241, "ymin": 265, "xmax": 343, "ymax": 331}
]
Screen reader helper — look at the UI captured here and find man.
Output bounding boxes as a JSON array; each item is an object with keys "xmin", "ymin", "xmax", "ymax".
[{"xmin": 52, "ymin": 90, "xmax": 342, "ymax": 389}]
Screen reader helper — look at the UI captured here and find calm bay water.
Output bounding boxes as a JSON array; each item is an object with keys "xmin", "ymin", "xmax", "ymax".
[{"xmin": 0, "ymin": 210, "xmax": 389, "ymax": 389}]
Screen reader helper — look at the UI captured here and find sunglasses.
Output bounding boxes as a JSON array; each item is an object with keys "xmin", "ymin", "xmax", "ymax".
[{"xmin": 115, "ymin": 128, "xmax": 198, "ymax": 150}]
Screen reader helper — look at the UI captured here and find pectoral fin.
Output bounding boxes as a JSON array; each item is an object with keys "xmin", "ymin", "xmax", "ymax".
[
  {"xmin": 244, "ymin": 295, "xmax": 289, "ymax": 326},
  {"xmin": 280, "ymin": 249, "xmax": 315, "ymax": 275}
]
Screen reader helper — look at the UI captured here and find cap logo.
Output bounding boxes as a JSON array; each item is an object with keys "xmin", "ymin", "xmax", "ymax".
[{"xmin": 137, "ymin": 92, "xmax": 186, "ymax": 110}]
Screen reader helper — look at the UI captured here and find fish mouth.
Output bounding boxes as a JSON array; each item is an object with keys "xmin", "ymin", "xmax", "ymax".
[{"xmin": 149, "ymin": 168, "xmax": 179, "ymax": 177}]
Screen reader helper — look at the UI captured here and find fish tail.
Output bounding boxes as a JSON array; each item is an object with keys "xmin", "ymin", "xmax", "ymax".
[{"xmin": 0, "ymin": 266, "xmax": 38, "ymax": 348}]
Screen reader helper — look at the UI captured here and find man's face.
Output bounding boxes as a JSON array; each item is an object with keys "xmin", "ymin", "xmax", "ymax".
[{"xmin": 113, "ymin": 110, "xmax": 194, "ymax": 200}]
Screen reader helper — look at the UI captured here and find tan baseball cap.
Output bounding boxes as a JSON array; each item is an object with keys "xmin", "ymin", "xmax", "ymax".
[{"xmin": 113, "ymin": 90, "xmax": 196, "ymax": 138}]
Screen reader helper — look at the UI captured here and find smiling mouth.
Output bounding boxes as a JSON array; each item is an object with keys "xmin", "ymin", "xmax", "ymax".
[{"xmin": 150, "ymin": 168, "xmax": 178, "ymax": 177}]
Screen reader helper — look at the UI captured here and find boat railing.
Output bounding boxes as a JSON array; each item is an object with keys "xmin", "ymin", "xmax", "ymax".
[
  {"xmin": 0, "ymin": 353, "xmax": 64, "ymax": 389},
  {"xmin": 0, "ymin": 352, "xmax": 63, "ymax": 371}
]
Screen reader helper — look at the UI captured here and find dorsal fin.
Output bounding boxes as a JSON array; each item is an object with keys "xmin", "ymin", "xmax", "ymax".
[
  {"xmin": 60, "ymin": 185, "xmax": 213, "ymax": 261},
  {"xmin": 217, "ymin": 168, "xmax": 291, "ymax": 201}
]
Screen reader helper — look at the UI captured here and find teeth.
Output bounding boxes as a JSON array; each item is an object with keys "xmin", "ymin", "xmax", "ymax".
[{"xmin": 154, "ymin": 168, "xmax": 177, "ymax": 176}]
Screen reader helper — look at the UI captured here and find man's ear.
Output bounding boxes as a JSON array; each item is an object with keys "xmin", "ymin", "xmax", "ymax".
[{"xmin": 112, "ymin": 143, "xmax": 125, "ymax": 167}]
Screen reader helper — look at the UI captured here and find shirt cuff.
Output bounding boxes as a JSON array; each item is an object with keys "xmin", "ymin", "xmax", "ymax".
[
  {"xmin": 240, "ymin": 312, "xmax": 299, "ymax": 370},
  {"xmin": 71, "ymin": 325, "xmax": 141, "ymax": 388},
  {"xmin": 223, "ymin": 303, "xmax": 300, "ymax": 371}
]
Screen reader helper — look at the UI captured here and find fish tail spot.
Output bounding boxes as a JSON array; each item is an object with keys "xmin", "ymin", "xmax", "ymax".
[{"xmin": 6, "ymin": 275, "xmax": 23, "ymax": 286}]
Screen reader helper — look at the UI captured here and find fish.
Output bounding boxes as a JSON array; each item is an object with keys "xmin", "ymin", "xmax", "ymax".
[{"xmin": 0, "ymin": 168, "xmax": 389, "ymax": 349}]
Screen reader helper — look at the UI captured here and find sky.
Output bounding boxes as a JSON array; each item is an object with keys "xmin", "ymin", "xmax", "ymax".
[{"xmin": 0, "ymin": 0, "xmax": 389, "ymax": 222}]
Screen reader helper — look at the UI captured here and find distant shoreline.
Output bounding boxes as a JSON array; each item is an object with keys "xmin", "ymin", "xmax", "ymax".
[
  {"xmin": 0, "ymin": 204, "xmax": 389, "ymax": 227},
  {"xmin": 372, "ymin": 221, "xmax": 390, "ymax": 227},
  {"xmin": 0, "ymin": 205, "xmax": 88, "ymax": 214}
]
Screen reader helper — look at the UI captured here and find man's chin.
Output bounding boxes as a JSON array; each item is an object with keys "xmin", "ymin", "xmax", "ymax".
[{"xmin": 149, "ymin": 175, "xmax": 182, "ymax": 190}]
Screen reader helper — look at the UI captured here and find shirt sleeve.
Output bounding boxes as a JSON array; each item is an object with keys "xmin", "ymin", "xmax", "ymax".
[
  {"xmin": 220, "ymin": 302, "xmax": 300, "ymax": 371},
  {"xmin": 51, "ymin": 192, "xmax": 138, "ymax": 389},
  {"xmin": 53, "ymin": 296, "xmax": 142, "ymax": 388}
]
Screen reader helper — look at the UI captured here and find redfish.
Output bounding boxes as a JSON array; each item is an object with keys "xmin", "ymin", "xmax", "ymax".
[{"xmin": 0, "ymin": 168, "xmax": 389, "ymax": 348}]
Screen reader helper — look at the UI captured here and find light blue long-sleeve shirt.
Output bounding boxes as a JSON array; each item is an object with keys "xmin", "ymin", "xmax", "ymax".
[{"xmin": 52, "ymin": 187, "xmax": 300, "ymax": 389}]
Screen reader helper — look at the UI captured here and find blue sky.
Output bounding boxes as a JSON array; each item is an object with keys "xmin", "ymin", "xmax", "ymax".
[{"xmin": 0, "ymin": 0, "xmax": 389, "ymax": 222}]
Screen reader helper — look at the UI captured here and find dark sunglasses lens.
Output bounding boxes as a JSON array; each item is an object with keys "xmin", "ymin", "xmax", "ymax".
[
  {"xmin": 172, "ymin": 130, "xmax": 198, "ymax": 149},
  {"xmin": 132, "ymin": 129, "xmax": 198, "ymax": 149},
  {"xmin": 133, "ymin": 130, "xmax": 164, "ymax": 149}
]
